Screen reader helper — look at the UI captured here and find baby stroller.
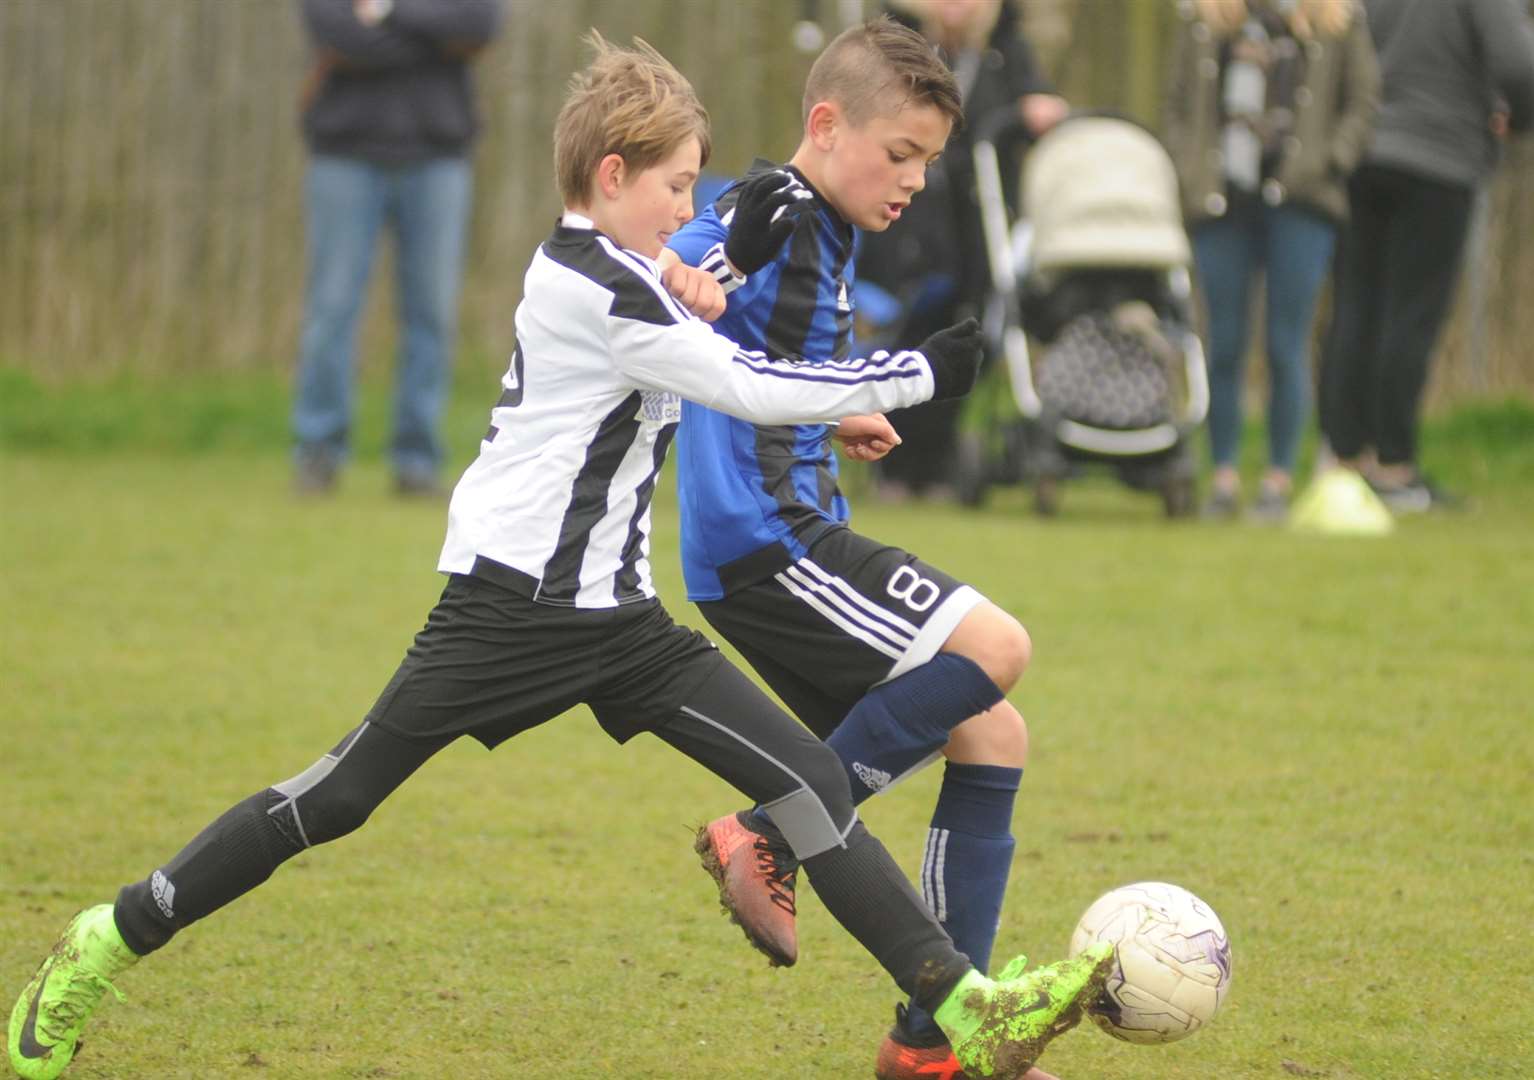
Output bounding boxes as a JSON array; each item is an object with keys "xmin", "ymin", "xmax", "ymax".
[{"xmin": 963, "ymin": 112, "xmax": 1208, "ymax": 516}]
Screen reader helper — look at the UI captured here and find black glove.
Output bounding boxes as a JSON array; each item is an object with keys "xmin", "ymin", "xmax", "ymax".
[
  {"xmin": 723, "ymin": 170, "xmax": 814, "ymax": 276},
  {"xmin": 919, "ymin": 318, "xmax": 985, "ymax": 400}
]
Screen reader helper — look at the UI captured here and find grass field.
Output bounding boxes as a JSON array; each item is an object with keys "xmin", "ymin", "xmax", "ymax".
[{"xmin": 3, "ymin": 386, "xmax": 1532, "ymax": 1078}]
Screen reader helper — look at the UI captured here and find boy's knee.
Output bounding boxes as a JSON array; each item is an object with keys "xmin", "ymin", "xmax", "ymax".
[
  {"xmin": 944, "ymin": 602, "xmax": 1032, "ymax": 691},
  {"xmin": 764, "ymin": 742, "xmax": 855, "ymax": 859},
  {"xmin": 945, "ymin": 700, "xmax": 1028, "ymax": 768}
]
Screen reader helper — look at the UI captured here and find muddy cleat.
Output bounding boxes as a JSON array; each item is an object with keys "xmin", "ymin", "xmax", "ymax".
[
  {"xmin": 9, "ymin": 906, "xmax": 138, "ymax": 1080},
  {"xmin": 876, "ymin": 1003, "xmax": 969, "ymax": 1079},
  {"xmin": 933, "ymin": 943, "xmax": 1115, "ymax": 1080},
  {"xmin": 693, "ymin": 811, "xmax": 799, "ymax": 967}
]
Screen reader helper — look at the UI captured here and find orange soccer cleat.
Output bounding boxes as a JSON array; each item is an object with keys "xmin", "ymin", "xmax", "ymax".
[{"xmin": 694, "ymin": 811, "xmax": 799, "ymax": 967}]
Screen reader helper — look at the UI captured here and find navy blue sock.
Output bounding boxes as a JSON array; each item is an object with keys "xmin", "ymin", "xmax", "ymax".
[
  {"xmin": 905, "ymin": 761, "xmax": 1022, "ymax": 1041},
  {"xmin": 825, "ymin": 653, "xmax": 1004, "ymax": 805}
]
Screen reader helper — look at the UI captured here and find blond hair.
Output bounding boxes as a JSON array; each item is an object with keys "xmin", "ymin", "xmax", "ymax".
[
  {"xmin": 802, "ymin": 16, "xmax": 963, "ymax": 130},
  {"xmin": 1192, "ymin": 0, "xmax": 1355, "ymax": 39},
  {"xmin": 553, "ymin": 32, "xmax": 712, "ymax": 206}
]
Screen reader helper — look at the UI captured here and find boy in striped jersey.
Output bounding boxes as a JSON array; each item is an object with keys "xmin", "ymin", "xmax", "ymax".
[
  {"xmin": 8, "ymin": 32, "xmax": 1108, "ymax": 1080},
  {"xmin": 664, "ymin": 17, "xmax": 1069, "ymax": 1080}
]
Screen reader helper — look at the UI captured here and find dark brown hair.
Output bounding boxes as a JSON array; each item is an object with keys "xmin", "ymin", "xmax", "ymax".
[{"xmin": 802, "ymin": 16, "xmax": 963, "ymax": 130}]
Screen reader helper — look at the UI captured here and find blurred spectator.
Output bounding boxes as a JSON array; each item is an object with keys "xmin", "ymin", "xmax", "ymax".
[
  {"xmin": 860, "ymin": 0, "xmax": 1067, "ymax": 501},
  {"xmin": 291, "ymin": 0, "xmax": 503, "ymax": 496},
  {"xmin": 1164, "ymin": 0, "xmax": 1379, "ymax": 520},
  {"xmin": 1318, "ymin": 0, "xmax": 1534, "ymax": 512}
]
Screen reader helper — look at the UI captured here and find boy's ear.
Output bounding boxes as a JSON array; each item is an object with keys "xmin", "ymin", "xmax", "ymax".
[
  {"xmin": 596, "ymin": 153, "xmax": 627, "ymax": 200},
  {"xmin": 806, "ymin": 101, "xmax": 841, "ymax": 151}
]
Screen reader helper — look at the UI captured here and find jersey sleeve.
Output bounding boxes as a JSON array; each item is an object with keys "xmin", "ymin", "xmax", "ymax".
[
  {"xmin": 667, "ymin": 205, "xmax": 754, "ymax": 298},
  {"xmin": 604, "ymin": 264, "xmax": 935, "ymax": 424}
]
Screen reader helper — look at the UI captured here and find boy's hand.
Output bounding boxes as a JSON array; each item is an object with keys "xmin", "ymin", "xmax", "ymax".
[
  {"xmin": 663, "ymin": 262, "xmax": 727, "ymax": 322},
  {"xmin": 723, "ymin": 170, "xmax": 814, "ymax": 276},
  {"xmin": 833, "ymin": 413, "xmax": 901, "ymax": 462},
  {"xmin": 918, "ymin": 318, "xmax": 985, "ymax": 400}
]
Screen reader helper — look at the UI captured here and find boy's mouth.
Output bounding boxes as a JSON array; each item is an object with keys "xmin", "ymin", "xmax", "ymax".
[{"xmin": 884, "ymin": 202, "xmax": 907, "ymax": 221}]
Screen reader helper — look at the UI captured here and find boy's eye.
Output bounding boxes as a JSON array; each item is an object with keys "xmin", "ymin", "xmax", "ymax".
[{"xmin": 888, "ymin": 152, "xmax": 908, "ymax": 164}]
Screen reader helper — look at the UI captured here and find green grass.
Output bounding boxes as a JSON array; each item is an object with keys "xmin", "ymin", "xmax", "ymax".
[{"xmin": 3, "ymin": 394, "xmax": 1532, "ymax": 1078}]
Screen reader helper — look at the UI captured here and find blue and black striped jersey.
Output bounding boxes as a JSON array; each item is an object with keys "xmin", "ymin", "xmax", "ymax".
[
  {"xmin": 668, "ymin": 162, "xmax": 863, "ymax": 601},
  {"xmin": 440, "ymin": 212, "xmax": 933, "ymax": 609}
]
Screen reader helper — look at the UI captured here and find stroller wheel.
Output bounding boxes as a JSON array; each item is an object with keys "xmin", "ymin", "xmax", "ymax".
[
  {"xmin": 1034, "ymin": 475, "xmax": 1061, "ymax": 517},
  {"xmin": 955, "ymin": 431, "xmax": 990, "ymax": 508},
  {"xmin": 1162, "ymin": 472, "xmax": 1196, "ymax": 518}
]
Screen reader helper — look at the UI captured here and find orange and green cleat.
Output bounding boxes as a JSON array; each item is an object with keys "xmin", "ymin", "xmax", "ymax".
[{"xmin": 694, "ymin": 811, "xmax": 800, "ymax": 967}]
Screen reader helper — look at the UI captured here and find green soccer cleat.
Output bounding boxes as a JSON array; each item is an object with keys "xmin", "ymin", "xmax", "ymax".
[
  {"xmin": 933, "ymin": 942, "xmax": 1115, "ymax": 1080},
  {"xmin": 9, "ymin": 905, "xmax": 138, "ymax": 1080}
]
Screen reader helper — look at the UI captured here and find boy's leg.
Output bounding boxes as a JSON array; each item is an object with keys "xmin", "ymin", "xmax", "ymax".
[
  {"xmin": 114, "ymin": 721, "xmax": 450, "ymax": 955},
  {"xmin": 654, "ymin": 660, "xmax": 968, "ymax": 1003},
  {"xmin": 652, "ymin": 659, "xmax": 1113, "ymax": 1080},
  {"xmin": 10, "ymin": 572, "xmax": 580, "ymax": 1079},
  {"xmin": 698, "ymin": 532, "xmax": 1039, "ymax": 1063},
  {"xmin": 9, "ymin": 721, "xmax": 449, "ymax": 1080}
]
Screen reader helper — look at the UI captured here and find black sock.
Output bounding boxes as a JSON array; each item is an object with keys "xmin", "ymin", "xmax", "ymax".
[
  {"xmin": 114, "ymin": 722, "xmax": 446, "ymax": 956},
  {"xmin": 801, "ymin": 821, "xmax": 971, "ymax": 1014},
  {"xmin": 115, "ymin": 790, "xmax": 301, "ymax": 956}
]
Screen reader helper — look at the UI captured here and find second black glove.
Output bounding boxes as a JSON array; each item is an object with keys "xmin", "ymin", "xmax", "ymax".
[
  {"xmin": 918, "ymin": 318, "xmax": 985, "ymax": 400},
  {"xmin": 723, "ymin": 170, "xmax": 815, "ymax": 276}
]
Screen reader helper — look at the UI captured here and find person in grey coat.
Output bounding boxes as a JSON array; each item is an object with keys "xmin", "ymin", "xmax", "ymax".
[
  {"xmin": 1318, "ymin": 0, "xmax": 1534, "ymax": 511},
  {"xmin": 1165, "ymin": 0, "xmax": 1379, "ymax": 520}
]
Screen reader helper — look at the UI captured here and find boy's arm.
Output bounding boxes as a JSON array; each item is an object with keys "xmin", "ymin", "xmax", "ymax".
[
  {"xmin": 607, "ymin": 269, "xmax": 983, "ymax": 424},
  {"xmin": 668, "ymin": 171, "xmax": 812, "ymax": 303}
]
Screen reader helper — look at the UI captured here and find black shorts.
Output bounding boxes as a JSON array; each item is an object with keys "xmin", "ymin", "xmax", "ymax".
[
  {"xmin": 365, "ymin": 572, "xmax": 724, "ymax": 748},
  {"xmin": 696, "ymin": 527, "xmax": 985, "ymax": 739}
]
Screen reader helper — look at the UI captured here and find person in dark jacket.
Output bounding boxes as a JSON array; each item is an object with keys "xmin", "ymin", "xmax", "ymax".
[
  {"xmin": 291, "ymin": 0, "xmax": 503, "ymax": 496},
  {"xmin": 1318, "ymin": 0, "xmax": 1534, "ymax": 512},
  {"xmin": 861, "ymin": 0, "xmax": 1068, "ymax": 500}
]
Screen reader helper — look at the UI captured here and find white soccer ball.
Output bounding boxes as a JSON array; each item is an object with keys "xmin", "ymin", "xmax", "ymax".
[{"xmin": 1068, "ymin": 881, "xmax": 1232, "ymax": 1045}]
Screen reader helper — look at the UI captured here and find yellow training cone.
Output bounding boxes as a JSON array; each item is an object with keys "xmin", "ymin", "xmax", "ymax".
[{"xmin": 1289, "ymin": 468, "xmax": 1395, "ymax": 536}]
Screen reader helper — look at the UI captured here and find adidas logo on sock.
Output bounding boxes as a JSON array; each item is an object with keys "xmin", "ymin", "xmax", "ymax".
[
  {"xmin": 151, "ymin": 869, "xmax": 177, "ymax": 920},
  {"xmin": 852, "ymin": 761, "xmax": 892, "ymax": 793}
]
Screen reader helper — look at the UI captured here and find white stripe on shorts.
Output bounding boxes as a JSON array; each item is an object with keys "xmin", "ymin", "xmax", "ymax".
[
  {"xmin": 781, "ymin": 562, "xmax": 915, "ymax": 651},
  {"xmin": 795, "ymin": 558, "xmax": 921, "ymax": 638},
  {"xmin": 885, "ymin": 585, "xmax": 984, "ymax": 682},
  {"xmin": 776, "ymin": 567, "xmax": 909, "ymax": 659}
]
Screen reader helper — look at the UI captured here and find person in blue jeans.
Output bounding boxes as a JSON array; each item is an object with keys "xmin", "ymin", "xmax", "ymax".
[
  {"xmin": 292, "ymin": 0, "xmax": 503, "ymax": 496},
  {"xmin": 1164, "ymin": 0, "xmax": 1378, "ymax": 519}
]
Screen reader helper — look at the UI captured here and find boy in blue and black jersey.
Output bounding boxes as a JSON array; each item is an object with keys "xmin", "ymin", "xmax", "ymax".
[{"xmin": 666, "ymin": 17, "xmax": 1073, "ymax": 1080}]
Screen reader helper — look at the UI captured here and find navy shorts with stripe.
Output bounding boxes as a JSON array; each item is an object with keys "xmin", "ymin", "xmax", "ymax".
[{"xmin": 695, "ymin": 527, "xmax": 985, "ymax": 740}]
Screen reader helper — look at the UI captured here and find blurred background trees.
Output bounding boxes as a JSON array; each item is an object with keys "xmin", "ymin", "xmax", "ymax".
[{"xmin": 1, "ymin": 0, "xmax": 1528, "ymax": 401}]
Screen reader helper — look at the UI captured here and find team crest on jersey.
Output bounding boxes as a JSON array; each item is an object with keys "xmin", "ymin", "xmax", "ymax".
[
  {"xmin": 639, "ymin": 390, "xmax": 681, "ymax": 424},
  {"xmin": 836, "ymin": 279, "xmax": 852, "ymax": 314}
]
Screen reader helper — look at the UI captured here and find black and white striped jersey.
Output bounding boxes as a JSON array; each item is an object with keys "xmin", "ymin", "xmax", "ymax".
[{"xmin": 437, "ymin": 213, "xmax": 939, "ymax": 609}]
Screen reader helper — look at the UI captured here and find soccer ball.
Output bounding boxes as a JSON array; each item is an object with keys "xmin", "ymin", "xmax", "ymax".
[{"xmin": 1068, "ymin": 881, "xmax": 1232, "ymax": 1045}]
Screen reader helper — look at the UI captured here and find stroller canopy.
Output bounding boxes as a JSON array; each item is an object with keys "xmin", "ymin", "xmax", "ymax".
[{"xmin": 1024, "ymin": 117, "xmax": 1191, "ymax": 273}]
